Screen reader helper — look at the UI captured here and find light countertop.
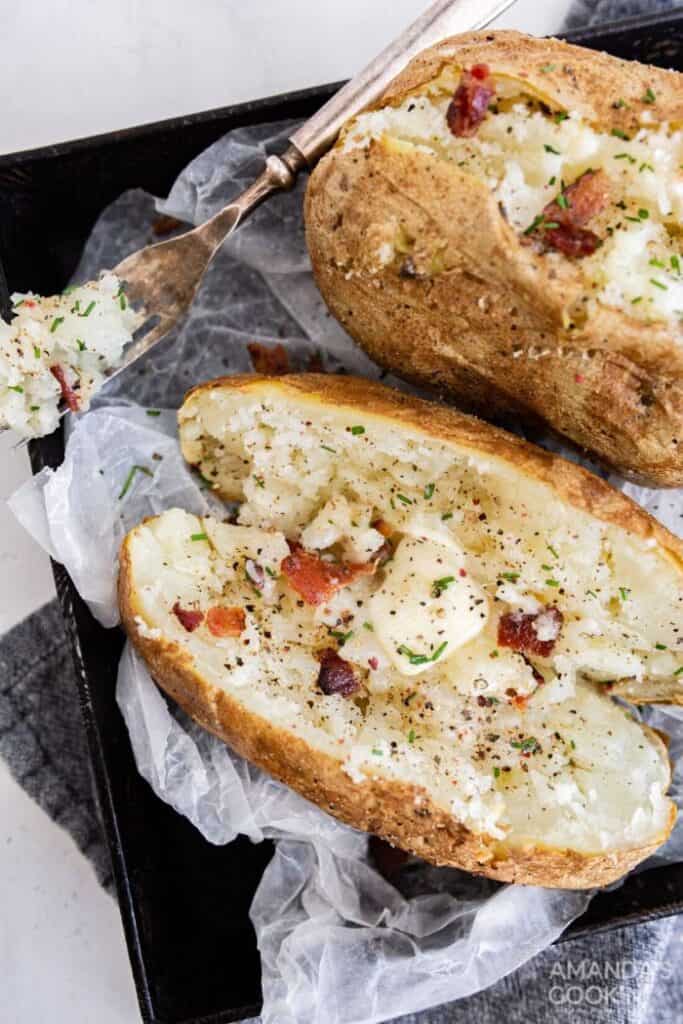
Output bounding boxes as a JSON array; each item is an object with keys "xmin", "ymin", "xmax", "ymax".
[{"xmin": 0, "ymin": 2, "xmax": 573, "ymax": 1021}]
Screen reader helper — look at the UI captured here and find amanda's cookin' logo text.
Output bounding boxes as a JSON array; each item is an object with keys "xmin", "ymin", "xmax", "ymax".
[{"xmin": 548, "ymin": 958, "xmax": 672, "ymax": 1006}]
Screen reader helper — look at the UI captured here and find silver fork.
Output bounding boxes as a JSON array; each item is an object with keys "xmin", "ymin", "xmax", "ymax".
[
  {"xmin": 11, "ymin": 0, "xmax": 515, "ymax": 431},
  {"xmin": 109, "ymin": 0, "xmax": 515, "ymax": 380}
]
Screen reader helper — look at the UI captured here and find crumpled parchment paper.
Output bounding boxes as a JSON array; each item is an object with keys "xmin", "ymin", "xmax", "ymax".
[{"xmin": 9, "ymin": 119, "xmax": 683, "ymax": 1024}]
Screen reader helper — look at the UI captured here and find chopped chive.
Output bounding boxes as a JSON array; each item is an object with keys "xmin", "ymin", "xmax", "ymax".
[
  {"xmin": 674, "ymin": 666, "xmax": 683, "ymax": 676},
  {"xmin": 614, "ymin": 98, "xmax": 627, "ymax": 109},
  {"xmin": 7, "ymin": 385, "xmax": 24, "ymax": 394},
  {"xmin": 190, "ymin": 532, "xmax": 208, "ymax": 542},
  {"xmin": 79, "ymin": 301, "xmax": 96, "ymax": 317},
  {"xmin": 649, "ymin": 258, "xmax": 666, "ymax": 269},
  {"xmin": 493, "ymin": 766, "xmax": 501, "ymax": 779},
  {"xmin": 320, "ymin": 443, "xmax": 337, "ymax": 453},
  {"xmin": 650, "ymin": 278, "xmax": 667, "ymax": 290},
  {"xmin": 570, "ymin": 739, "xmax": 576, "ymax": 750},
  {"xmin": 501, "ymin": 571, "xmax": 519, "ymax": 583},
  {"xmin": 547, "ymin": 544, "xmax": 559, "ymax": 559},
  {"xmin": 586, "ymin": 589, "xmax": 598, "ymax": 598},
  {"xmin": 511, "ymin": 736, "xmax": 541, "ymax": 754},
  {"xmin": 265, "ymin": 566, "xmax": 278, "ymax": 578},
  {"xmin": 146, "ymin": 409, "xmax": 161, "ymax": 416},
  {"xmin": 619, "ymin": 587, "xmax": 630, "ymax": 601},
  {"xmin": 329, "ymin": 628, "xmax": 353, "ymax": 646},
  {"xmin": 33, "ymin": 345, "xmax": 41, "ymax": 359},
  {"xmin": 254, "ymin": 475, "xmax": 265, "ymax": 488},
  {"xmin": 655, "ymin": 642, "xmax": 667, "ymax": 651},
  {"xmin": 71, "ymin": 300, "xmax": 80, "ymax": 313},
  {"xmin": 631, "ymin": 296, "xmax": 643, "ymax": 304},
  {"xmin": 556, "ymin": 193, "xmax": 569, "ymax": 210},
  {"xmin": 371, "ymin": 748, "xmax": 383, "ymax": 756},
  {"xmin": 50, "ymin": 316, "xmax": 64, "ymax": 333},
  {"xmin": 76, "ymin": 338, "xmax": 86, "ymax": 351},
  {"xmin": 118, "ymin": 464, "xmax": 153, "ymax": 500},
  {"xmin": 554, "ymin": 111, "xmax": 569, "ymax": 123},
  {"xmin": 642, "ymin": 87, "xmax": 656, "ymax": 104},
  {"xmin": 29, "ymin": 405, "xmax": 40, "ymax": 412},
  {"xmin": 545, "ymin": 578, "xmax": 560, "ymax": 588},
  {"xmin": 350, "ymin": 425, "xmax": 365, "ymax": 435},
  {"xmin": 671, "ymin": 255, "xmax": 681, "ymax": 273},
  {"xmin": 540, "ymin": 63, "xmax": 556, "ymax": 73},
  {"xmin": 407, "ymin": 729, "xmax": 416, "ymax": 744},
  {"xmin": 544, "ymin": 144, "xmax": 561, "ymax": 155},
  {"xmin": 441, "ymin": 512, "xmax": 453, "ymax": 521},
  {"xmin": 638, "ymin": 208, "xmax": 649, "ymax": 220},
  {"xmin": 119, "ymin": 292, "xmax": 127, "ymax": 310},
  {"xmin": 397, "ymin": 640, "xmax": 448, "ymax": 665},
  {"xmin": 639, "ymin": 162, "xmax": 654, "ymax": 173},
  {"xmin": 541, "ymin": 563, "xmax": 554, "ymax": 571},
  {"xmin": 432, "ymin": 575, "xmax": 455, "ymax": 597},
  {"xmin": 490, "ymin": 649, "xmax": 499, "ymax": 658},
  {"xmin": 363, "ymin": 621, "xmax": 374, "ymax": 631},
  {"xmin": 611, "ymin": 128, "xmax": 629, "ymax": 140},
  {"xmin": 396, "ymin": 493, "xmax": 412, "ymax": 506},
  {"xmin": 423, "ymin": 482, "xmax": 435, "ymax": 500},
  {"xmin": 614, "ymin": 152, "xmax": 636, "ymax": 163},
  {"xmin": 14, "ymin": 299, "xmax": 24, "ymax": 308},
  {"xmin": 548, "ymin": 175, "xmax": 556, "ymax": 186}
]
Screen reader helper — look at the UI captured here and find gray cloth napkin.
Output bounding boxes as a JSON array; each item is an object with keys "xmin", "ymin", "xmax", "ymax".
[{"xmin": 2, "ymin": 1, "xmax": 682, "ymax": 1021}]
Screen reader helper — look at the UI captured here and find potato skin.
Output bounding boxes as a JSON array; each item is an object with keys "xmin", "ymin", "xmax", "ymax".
[
  {"xmin": 119, "ymin": 537, "xmax": 673, "ymax": 889},
  {"xmin": 304, "ymin": 31, "xmax": 683, "ymax": 486},
  {"xmin": 118, "ymin": 373, "xmax": 679, "ymax": 888}
]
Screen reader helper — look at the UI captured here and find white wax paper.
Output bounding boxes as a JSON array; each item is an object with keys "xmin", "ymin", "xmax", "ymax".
[{"xmin": 8, "ymin": 119, "xmax": 683, "ymax": 1023}]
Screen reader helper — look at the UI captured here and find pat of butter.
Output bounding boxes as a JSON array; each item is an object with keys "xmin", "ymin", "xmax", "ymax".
[{"xmin": 369, "ymin": 535, "xmax": 488, "ymax": 676}]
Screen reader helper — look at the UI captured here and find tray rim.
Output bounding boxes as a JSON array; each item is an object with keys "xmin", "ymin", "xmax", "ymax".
[{"xmin": 4, "ymin": 8, "xmax": 683, "ymax": 1021}]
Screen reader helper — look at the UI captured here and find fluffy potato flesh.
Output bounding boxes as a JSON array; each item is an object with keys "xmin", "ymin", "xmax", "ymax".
[
  {"xmin": 122, "ymin": 380, "xmax": 682, "ymax": 868},
  {"xmin": 343, "ymin": 72, "xmax": 683, "ymax": 333}
]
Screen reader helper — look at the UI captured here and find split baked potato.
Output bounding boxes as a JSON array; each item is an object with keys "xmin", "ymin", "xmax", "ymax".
[
  {"xmin": 119, "ymin": 374, "xmax": 683, "ymax": 887},
  {"xmin": 304, "ymin": 31, "xmax": 683, "ymax": 486}
]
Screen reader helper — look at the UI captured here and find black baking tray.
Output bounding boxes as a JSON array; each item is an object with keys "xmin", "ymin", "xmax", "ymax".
[{"xmin": 2, "ymin": 10, "xmax": 683, "ymax": 1023}]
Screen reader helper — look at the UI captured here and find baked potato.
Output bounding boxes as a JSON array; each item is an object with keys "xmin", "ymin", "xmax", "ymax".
[
  {"xmin": 304, "ymin": 31, "xmax": 683, "ymax": 486},
  {"xmin": 119, "ymin": 374, "xmax": 683, "ymax": 887}
]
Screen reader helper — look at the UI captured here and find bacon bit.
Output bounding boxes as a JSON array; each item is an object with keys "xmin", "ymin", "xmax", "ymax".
[
  {"xmin": 206, "ymin": 605, "xmax": 246, "ymax": 638},
  {"xmin": 50, "ymin": 364, "xmax": 80, "ymax": 411},
  {"xmin": 368, "ymin": 656, "xmax": 379, "ymax": 671},
  {"xmin": 574, "ymin": 373, "xmax": 585, "ymax": 384},
  {"xmin": 307, "ymin": 350, "xmax": 325, "ymax": 373},
  {"xmin": 172, "ymin": 602, "xmax": 204, "ymax": 632},
  {"xmin": 446, "ymin": 64, "xmax": 495, "ymax": 138},
  {"xmin": 22, "ymin": 298, "xmax": 36, "ymax": 308},
  {"xmin": 498, "ymin": 606, "xmax": 564, "ymax": 657},
  {"xmin": 247, "ymin": 342, "xmax": 290, "ymax": 375},
  {"xmin": 512, "ymin": 694, "xmax": 529, "ymax": 711},
  {"xmin": 459, "ymin": 568, "xmax": 468, "ymax": 578},
  {"xmin": 281, "ymin": 543, "xmax": 376, "ymax": 606},
  {"xmin": 529, "ymin": 169, "xmax": 609, "ymax": 258},
  {"xmin": 316, "ymin": 648, "xmax": 360, "ymax": 697},
  {"xmin": 152, "ymin": 214, "xmax": 184, "ymax": 236},
  {"xmin": 372, "ymin": 518, "xmax": 394, "ymax": 539}
]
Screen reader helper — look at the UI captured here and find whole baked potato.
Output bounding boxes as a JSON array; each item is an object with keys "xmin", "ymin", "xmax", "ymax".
[{"xmin": 304, "ymin": 31, "xmax": 683, "ymax": 486}]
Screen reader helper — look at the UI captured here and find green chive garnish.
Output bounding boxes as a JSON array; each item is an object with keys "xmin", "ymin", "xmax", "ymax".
[
  {"xmin": 396, "ymin": 493, "xmax": 412, "ymax": 506},
  {"xmin": 33, "ymin": 345, "xmax": 41, "ymax": 359},
  {"xmin": 118, "ymin": 464, "xmax": 153, "ymax": 500},
  {"xmin": 432, "ymin": 576, "xmax": 455, "ymax": 597},
  {"xmin": 50, "ymin": 317, "xmax": 64, "ymax": 333},
  {"xmin": 544, "ymin": 144, "xmax": 561, "ymax": 155},
  {"xmin": 423, "ymin": 482, "xmax": 435, "ymax": 500},
  {"xmin": 546, "ymin": 578, "xmax": 560, "ymax": 588},
  {"xmin": 190, "ymin": 532, "xmax": 208, "ymax": 542},
  {"xmin": 350, "ymin": 425, "xmax": 365, "ymax": 435},
  {"xmin": 642, "ymin": 87, "xmax": 656, "ymax": 104},
  {"xmin": 611, "ymin": 128, "xmax": 629, "ymax": 140},
  {"xmin": 79, "ymin": 301, "xmax": 96, "ymax": 317},
  {"xmin": 501, "ymin": 572, "xmax": 519, "ymax": 583},
  {"xmin": 146, "ymin": 409, "xmax": 161, "ymax": 416},
  {"xmin": 650, "ymin": 278, "xmax": 667, "ymax": 290},
  {"xmin": 7, "ymin": 385, "xmax": 24, "ymax": 394}
]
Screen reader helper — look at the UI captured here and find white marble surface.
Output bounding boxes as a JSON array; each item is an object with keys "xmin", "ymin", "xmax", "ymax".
[{"xmin": 0, "ymin": 2, "xmax": 572, "ymax": 1021}]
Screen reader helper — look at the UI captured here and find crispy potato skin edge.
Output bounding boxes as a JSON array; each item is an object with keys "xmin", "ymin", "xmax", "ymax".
[
  {"xmin": 304, "ymin": 30, "xmax": 683, "ymax": 486},
  {"xmin": 120, "ymin": 373, "xmax": 677, "ymax": 887}
]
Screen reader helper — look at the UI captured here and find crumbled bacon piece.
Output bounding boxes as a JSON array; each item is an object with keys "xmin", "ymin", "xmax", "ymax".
[
  {"xmin": 316, "ymin": 647, "xmax": 360, "ymax": 697},
  {"xmin": 527, "ymin": 169, "xmax": 609, "ymax": 258},
  {"xmin": 497, "ymin": 606, "xmax": 564, "ymax": 657},
  {"xmin": 50, "ymin": 364, "xmax": 80, "ymax": 412},
  {"xmin": 498, "ymin": 606, "xmax": 563, "ymax": 657},
  {"xmin": 206, "ymin": 605, "xmax": 246, "ymax": 638},
  {"xmin": 371, "ymin": 518, "xmax": 394, "ymax": 539},
  {"xmin": 247, "ymin": 342, "xmax": 290, "ymax": 375},
  {"xmin": 172, "ymin": 602, "xmax": 204, "ymax": 632},
  {"xmin": 446, "ymin": 64, "xmax": 495, "ymax": 138},
  {"xmin": 280, "ymin": 543, "xmax": 376, "ymax": 606}
]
